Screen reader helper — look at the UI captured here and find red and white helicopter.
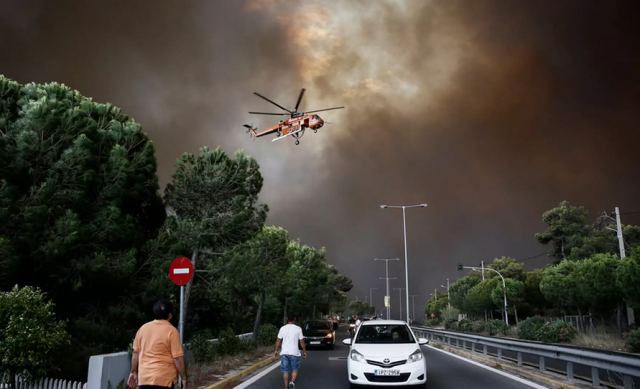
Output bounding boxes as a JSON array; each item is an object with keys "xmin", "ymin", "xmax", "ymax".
[{"xmin": 244, "ymin": 88, "xmax": 344, "ymax": 145}]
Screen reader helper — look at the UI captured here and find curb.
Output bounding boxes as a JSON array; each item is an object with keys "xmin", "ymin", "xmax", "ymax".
[{"xmin": 204, "ymin": 355, "xmax": 278, "ymax": 389}]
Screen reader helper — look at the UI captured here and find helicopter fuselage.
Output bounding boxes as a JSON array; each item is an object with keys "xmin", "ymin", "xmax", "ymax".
[{"xmin": 254, "ymin": 113, "xmax": 324, "ymax": 138}]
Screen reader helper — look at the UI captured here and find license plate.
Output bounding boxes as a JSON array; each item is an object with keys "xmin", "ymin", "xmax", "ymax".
[
  {"xmin": 310, "ymin": 341, "xmax": 321, "ymax": 345},
  {"xmin": 374, "ymin": 369, "xmax": 400, "ymax": 376}
]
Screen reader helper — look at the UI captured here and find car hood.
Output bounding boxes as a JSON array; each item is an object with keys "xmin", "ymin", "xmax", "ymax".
[{"xmin": 351, "ymin": 343, "xmax": 420, "ymax": 359}]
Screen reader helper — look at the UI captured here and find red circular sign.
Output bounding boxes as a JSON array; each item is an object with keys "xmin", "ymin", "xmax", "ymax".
[{"xmin": 168, "ymin": 257, "xmax": 194, "ymax": 286}]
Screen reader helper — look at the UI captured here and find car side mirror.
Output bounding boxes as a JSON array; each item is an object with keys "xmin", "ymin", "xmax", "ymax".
[
  {"xmin": 418, "ymin": 338, "xmax": 429, "ymax": 345},
  {"xmin": 342, "ymin": 338, "xmax": 352, "ymax": 345}
]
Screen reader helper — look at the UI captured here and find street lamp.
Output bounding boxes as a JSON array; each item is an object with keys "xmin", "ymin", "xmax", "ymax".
[
  {"xmin": 380, "ymin": 203, "xmax": 427, "ymax": 323},
  {"xmin": 467, "ymin": 265, "xmax": 509, "ymax": 326},
  {"xmin": 374, "ymin": 258, "xmax": 400, "ymax": 319}
]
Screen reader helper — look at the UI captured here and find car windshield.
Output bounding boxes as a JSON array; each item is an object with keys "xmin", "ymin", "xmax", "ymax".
[
  {"xmin": 355, "ymin": 324, "xmax": 415, "ymax": 344},
  {"xmin": 304, "ymin": 321, "xmax": 330, "ymax": 331}
]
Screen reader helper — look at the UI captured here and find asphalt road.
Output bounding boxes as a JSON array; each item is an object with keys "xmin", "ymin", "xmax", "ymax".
[{"xmin": 237, "ymin": 330, "xmax": 545, "ymax": 389}]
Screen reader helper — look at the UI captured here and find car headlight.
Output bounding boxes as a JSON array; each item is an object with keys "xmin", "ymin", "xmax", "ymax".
[
  {"xmin": 350, "ymin": 349, "xmax": 365, "ymax": 362},
  {"xmin": 324, "ymin": 333, "xmax": 333, "ymax": 338},
  {"xmin": 408, "ymin": 349, "xmax": 423, "ymax": 363}
]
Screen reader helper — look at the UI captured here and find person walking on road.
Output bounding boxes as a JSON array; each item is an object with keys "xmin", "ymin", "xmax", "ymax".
[
  {"xmin": 128, "ymin": 300, "xmax": 187, "ymax": 389},
  {"xmin": 274, "ymin": 316, "xmax": 307, "ymax": 389}
]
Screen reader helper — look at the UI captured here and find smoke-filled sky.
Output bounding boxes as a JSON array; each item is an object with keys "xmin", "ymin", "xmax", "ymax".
[{"xmin": 2, "ymin": 0, "xmax": 640, "ymax": 317}]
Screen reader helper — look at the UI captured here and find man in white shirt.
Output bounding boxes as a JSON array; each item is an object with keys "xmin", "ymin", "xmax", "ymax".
[{"xmin": 274, "ymin": 316, "xmax": 307, "ymax": 389}]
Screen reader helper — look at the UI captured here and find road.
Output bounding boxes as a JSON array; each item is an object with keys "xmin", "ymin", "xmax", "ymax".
[{"xmin": 236, "ymin": 330, "xmax": 546, "ymax": 389}]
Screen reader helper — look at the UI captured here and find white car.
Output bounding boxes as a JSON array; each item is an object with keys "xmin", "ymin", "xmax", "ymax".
[{"xmin": 343, "ymin": 319, "xmax": 428, "ymax": 388}]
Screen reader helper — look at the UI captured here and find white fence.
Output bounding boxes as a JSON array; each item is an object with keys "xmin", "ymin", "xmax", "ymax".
[{"xmin": 8, "ymin": 377, "xmax": 87, "ymax": 389}]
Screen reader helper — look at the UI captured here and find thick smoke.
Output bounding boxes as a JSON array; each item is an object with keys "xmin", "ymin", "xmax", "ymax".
[{"xmin": 1, "ymin": 0, "xmax": 639, "ymax": 316}]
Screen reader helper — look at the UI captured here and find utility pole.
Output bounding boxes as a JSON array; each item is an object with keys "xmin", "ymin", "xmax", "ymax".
[
  {"xmin": 481, "ymin": 260, "xmax": 485, "ymax": 280},
  {"xmin": 393, "ymin": 287, "xmax": 405, "ymax": 320},
  {"xmin": 615, "ymin": 207, "xmax": 635, "ymax": 325},
  {"xmin": 615, "ymin": 207, "xmax": 627, "ymax": 259},
  {"xmin": 374, "ymin": 258, "xmax": 400, "ymax": 319}
]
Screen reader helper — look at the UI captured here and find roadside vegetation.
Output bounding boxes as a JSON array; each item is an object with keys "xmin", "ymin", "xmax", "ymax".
[
  {"xmin": 0, "ymin": 75, "xmax": 353, "ymax": 381},
  {"xmin": 424, "ymin": 201, "xmax": 640, "ymax": 353}
]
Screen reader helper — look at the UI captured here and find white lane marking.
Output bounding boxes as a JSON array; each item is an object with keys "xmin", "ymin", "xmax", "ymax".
[
  {"xmin": 233, "ymin": 361, "xmax": 280, "ymax": 389},
  {"xmin": 173, "ymin": 268, "xmax": 190, "ymax": 274},
  {"xmin": 426, "ymin": 345, "xmax": 549, "ymax": 389}
]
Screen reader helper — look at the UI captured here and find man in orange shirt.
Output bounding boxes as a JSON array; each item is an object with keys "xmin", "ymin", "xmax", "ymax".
[{"xmin": 128, "ymin": 300, "xmax": 186, "ymax": 389}]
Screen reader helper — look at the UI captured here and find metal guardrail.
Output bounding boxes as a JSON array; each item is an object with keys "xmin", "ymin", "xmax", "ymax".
[{"xmin": 412, "ymin": 326, "xmax": 640, "ymax": 389}]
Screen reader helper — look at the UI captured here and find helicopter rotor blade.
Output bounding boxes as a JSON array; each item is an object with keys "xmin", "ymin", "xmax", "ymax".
[
  {"xmin": 253, "ymin": 92, "xmax": 293, "ymax": 113},
  {"xmin": 304, "ymin": 106, "xmax": 345, "ymax": 114},
  {"xmin": 294, "ymin": 88, "xmax": 306, "ymax": 112},
  {"xmin": 248, "ymin": 111, "xmax": 290, "ymax": 116}
]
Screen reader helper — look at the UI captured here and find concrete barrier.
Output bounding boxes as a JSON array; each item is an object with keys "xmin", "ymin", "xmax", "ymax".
[{"xmin": 87, "ymin": 351, "xmax": 129, "ymax": 389}]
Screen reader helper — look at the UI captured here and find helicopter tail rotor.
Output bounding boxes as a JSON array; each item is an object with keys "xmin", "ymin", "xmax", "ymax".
[{"xmin": 243, "ymin": 124, "xmax": 257, "ymax": 138}]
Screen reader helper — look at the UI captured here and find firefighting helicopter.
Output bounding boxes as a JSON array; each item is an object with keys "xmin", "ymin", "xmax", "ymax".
[{"xmin": 243, "ymin": 88, "xmax": 344, "ymax": 145}]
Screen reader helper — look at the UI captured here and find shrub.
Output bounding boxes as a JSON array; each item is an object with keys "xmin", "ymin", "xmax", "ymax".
[
  {"xmin": 444, "ymin": 318, "xmax": 458, "ymax": 330},
  {"xmin": 536, "ymin": 320, "xmax": 576, "ymax": 343},
  {"xmin": 217, "ymin": 328, "xmax": 241, "ymax": 356},
  {"xmin": 440, "ymin": 306, "xmax": 460, "ymax": 322},
  {"xmin": 425, "ymin": 318, "xmax": 441, "ymax": 327},
  {"xmin": 471, "ymin": 320, "xmax": 486, "ymax": 333},
  {"xmin": 626, "ymin": 329, "xmax": 640, "ymax": 353},
  {"xmin": 188, "ymin": 330, "xmax": 215, "ymax": 362},
  {"xmin": 458, "ymin": 319, "xmax": 472, "ymax": 332},
  {"xmin": 486, "ymin": 320, "xmax": 507, "ymax": 336},
  {"xmin": 0, "ymin": 286, "xmax": 70, "ymax": 382},
  {"xmin": 518, "ymin": 316, "xmax": 545, "ymax": 340},
  {"xmin": 256, "ymin": 323, "xmax": 278, "ymax": 346}
]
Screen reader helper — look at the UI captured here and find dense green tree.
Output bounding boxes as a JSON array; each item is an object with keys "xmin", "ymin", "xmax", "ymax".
[
  {"xmin": 523, "ymin": 269, "xmax": 546, "ymax": 315},
  {"xmin": 540, "ymin": 260, "xmax": 583, "ymax": 314},
  {"xmin": 223, "ymin": 226, "xmax": 289, "ymax": 338},
  {"xmin": 487, "ymin": 257, "xmax": 525, "ymax": 281},
  {"xmin": 425, "ymin": 294, "xmax": 448, "ymax": 319},
  {"xmin": 0, "ymin": 76, "xmax": 165, "ymax": 376},
  {"xmin": 449, "ymin": 275, "xmax": 481, "ymax": 312},
  {"xmin": 535, "ymin": 201, "xmax": 589, "ymax": 261},
  {"xmin": 0, "ymin": 286, "xmax": 69, "ymax": 389},
  {"xmin": 465, "ymin": 279, "xmax": 498, "ymax": 316},
  {"xmin": 491, "ymin": 278, "xmax": 524, "ymax": 323},
  {"xmin": 617, "ymin": 248, "xmax": 640, "ymax": 308},
  {"xmin": 158, "ymin": 147, "xmax": 267, "ymax": 333},
  {"xmin": 574, "ymin": 254, "xmax": 623, "ymax": 316}
]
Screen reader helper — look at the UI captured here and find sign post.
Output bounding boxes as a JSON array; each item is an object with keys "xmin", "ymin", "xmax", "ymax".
[{"xmin": 169, "ymin": 257, "xmax": 194, "ymax": 344}]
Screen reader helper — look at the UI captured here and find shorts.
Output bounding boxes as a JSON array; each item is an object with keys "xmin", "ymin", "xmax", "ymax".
[{"xmin": 280, "ymin": 354, "xmax": 301, "ymax": 373}]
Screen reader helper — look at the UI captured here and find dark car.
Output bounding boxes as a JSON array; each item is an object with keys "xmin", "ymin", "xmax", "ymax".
[{"xmin": 303, "ymin": 320, "xmax": 336, "ymax": 349}]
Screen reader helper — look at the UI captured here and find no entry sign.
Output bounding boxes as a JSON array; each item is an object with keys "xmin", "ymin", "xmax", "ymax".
[{"xmin": 169, "ymin": 257, "xmax": 194, "ymax": 286}]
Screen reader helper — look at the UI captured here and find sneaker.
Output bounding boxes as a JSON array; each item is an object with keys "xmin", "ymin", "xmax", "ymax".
[{"xmin": 288, "ymin": 382, "xmax": 295, "ymax": 389}]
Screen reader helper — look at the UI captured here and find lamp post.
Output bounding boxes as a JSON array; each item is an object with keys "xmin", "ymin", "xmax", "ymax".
[
  {"xmin": 463, "ymin": 265, "xmax": 509, "ymax": 326},
  {"xmin": 374, "ymin": 258, "xmax": 400, "ymax": 319},
  {"xmin": 380, "ymin": 203, "xmax": 427, "ymax": 323}
]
